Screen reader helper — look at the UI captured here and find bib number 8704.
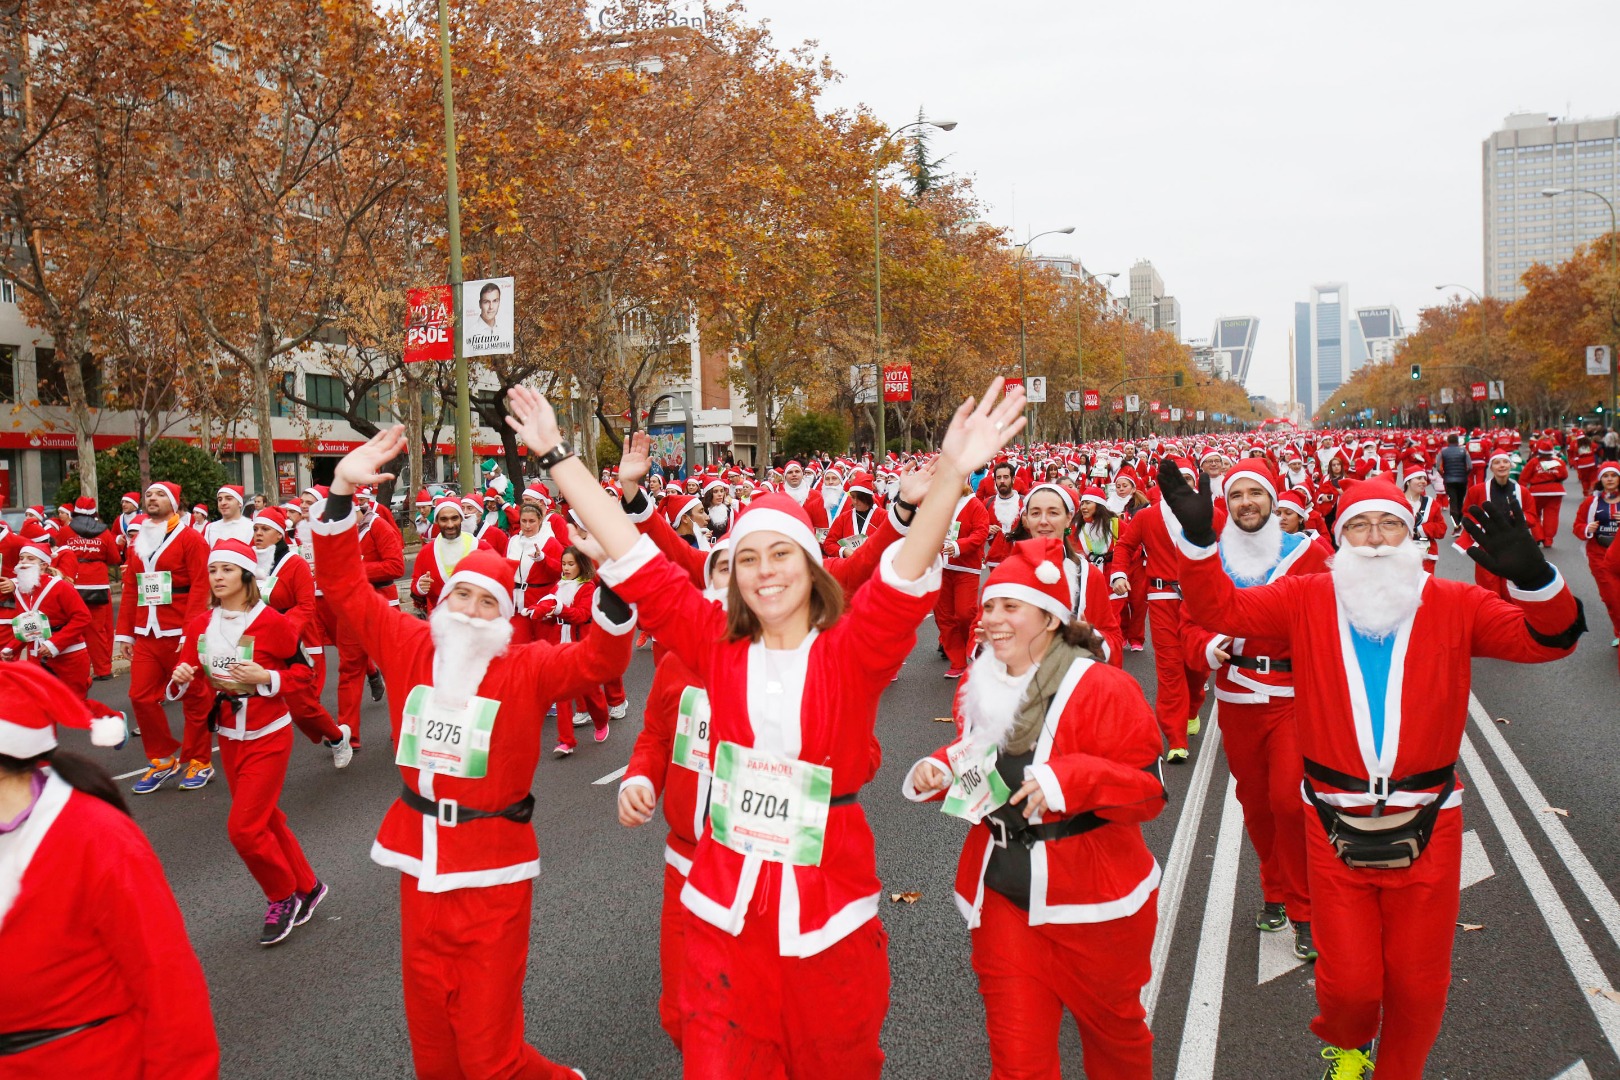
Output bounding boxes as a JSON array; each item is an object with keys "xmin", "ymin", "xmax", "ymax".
[
  {"xmin": 738, "ymin": 789, "xmax": 790, "ymax": 820},
  {"xmin": 423, "ymin": 719, "xmax": 464, "ymax": 746}
]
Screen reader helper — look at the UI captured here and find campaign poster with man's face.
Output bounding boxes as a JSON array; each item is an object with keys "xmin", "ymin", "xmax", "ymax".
[{"xmin": 463, "ymin": 276, "xmax": 515, "ymax": 356}]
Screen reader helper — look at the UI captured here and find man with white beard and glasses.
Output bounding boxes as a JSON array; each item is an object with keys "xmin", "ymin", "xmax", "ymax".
[
  {"xmin": 1174, "ymin": 460, "xmax": 1330, "ymax": 963},
  {"xmin": 1158, "ymin": 462, "xmax": 1584, "ymax": 1080},
  {"xmin": 311, "ymin": 426, "xmax": 635, "ymax": 1080}
]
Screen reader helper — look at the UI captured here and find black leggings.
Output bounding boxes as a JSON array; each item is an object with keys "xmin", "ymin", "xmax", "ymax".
[{"xmin": 1445, "ymin": 482, "xmax": 1467, "ymax": 525}]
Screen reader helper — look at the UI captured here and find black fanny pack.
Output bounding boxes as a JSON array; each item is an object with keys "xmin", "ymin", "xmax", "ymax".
[
  {"xmin": 985, "ymin": 805, "xmax": 1107, "ymax": 850},
  {"xmin": 0, "ymin": 1016, "xmax": 114, "ymax": 1056},
  {"xmin": 401, "ymin": 784, "xmax": 536, "ymax": 827},
  {"xmin": 79, "ymin": 586, "xmax": 110, "ymax": 606},
  {"xmin": 1303, "ymin": 758, "xmax": 1456, "ymax": 870}
]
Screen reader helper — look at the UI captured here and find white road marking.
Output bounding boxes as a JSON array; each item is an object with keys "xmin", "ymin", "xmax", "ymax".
[
  {"xmin": 593, "ymin": 765, "xmax": 628, "ymax": 785},
  {"xmin": 1469, "ymin": 692, "xmax": 1620, "ymax": 954},
  {"xmin": 114, "ymin": 744, "xmax": 219, "ymax": 781},
  {"xmin": 1256, "ymin": 922, "xmax": 1302, "ymax": 986},
  {"xmin": 1551, "ymin": 1060, "xmax": 1593, "ymax": 1080},
  {"xmin": 1173, "ymin": 777, "xmax": 1244, "ymax": 1080},
  {"xmin": 1459, "ymin": 828, "xmax": 1495, "ymax": 891},
  {"xmin": 1459, "ymin": 733, "xmax": 1620, "ymax": 1059},
  {"xmin": 1142, "ymin": 705, "xmax": 1225, "ymax": 1025}
]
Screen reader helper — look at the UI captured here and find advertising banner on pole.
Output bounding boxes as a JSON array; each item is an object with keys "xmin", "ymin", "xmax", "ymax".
[
  {"xmin": 1470, "ymin": 382, "xmax": 1488, "ymax": 402},
  {"xmin": 1588, "ymin": 345, "xmax": 1612, "ymax": 376},
  {"xmin": 1148, "ymin": 400, "xmax": 1161, "ymax": 412},
  {"xmin": 1063, "ymin": 390, "xmax": 1083, "ymax": 413},
  {"xmin": 1487, "ymin": 380, "xmax": 1504, "ymax": 401},
  {"xmin": 1025, "ymin": 376, "xmax": 1047, "ymax": 403},
  {"xmin": 1083, "ymin": 389, "xmax": 1101, "ymax": 411},
  {"xmin": 1124, "ymin": 394, "xmax": 1140, "ymax": 413},
  {"xmin": 1439, "ymin": 387, "xmax": 1454, "ymax": 405},
  {"xmin": 1157, "ymin": 409, "xmax": 1171, "ymax": 421},
  {"xmin": 462, "ymin": 276, "xmax": 515, "ymax": 357},
  {"xmin": 1170, "ymin": 407, "xmax": 1182, "ymax": 421},
  {"xmin": 1111, "ymin": 397, "xmax": 1126, "ymax": 414},
  {"xmin": 1416, "ymin": 395, "xmax": 1429, "ymax": 409},
  {"xmin": 405, "ymin": 285, "xmax": 454, "ymax": 364},
  {"xmin": 1196, "ymin": 410, "xmax": 1205, "ymax": 421},
  {"xmin": 882, "ymin": 364, "xmax": 913, "ymax": 402}
]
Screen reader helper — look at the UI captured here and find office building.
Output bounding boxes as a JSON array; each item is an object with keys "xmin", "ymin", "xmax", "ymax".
[
  {"xmin": 1187, "ymin": 339, "xmax": 1227, "ymax": 379},
  {"xmin": 1212, "ymin": 316, "xmax": 1259, "ymax": 386},
  {"xmin": 1129, "ymin": 260, "xmax": 1163, "ymax": 326},
  {"xmin": 1355, "ymin": 306, "xmax": 1406, "ymax": 365},
  {"xmin": 1293, "ymin": 283, "xmax": 1370, "ymax": 416},
  {"xmin": 1483, "ymin": 112, "xmax": 1620, "ymax": 300}
]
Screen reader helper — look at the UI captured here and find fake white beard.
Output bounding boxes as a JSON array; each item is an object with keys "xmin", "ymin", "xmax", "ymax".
[
  {"xmin": 709, "ymin": 503, "xmax": 729, "ymax": 529},
  {"xmin": 1330, "ymin": 540, "xmax": 1427, "ymax": 641},
  {"xmin": 1220, "ymin": 514, "xmax": 1283, "ymax": 585},
  {"xmin": 428, "ymin": 604, "xmax": 514, "ymax": 710},
  {"xmin": 992, "ymin": 493, "xmax": 1021, "ymax": 532},
  {"xmin": 960, "ymin": 648, "xmax": 1037, "ymax": 754},
  {"xmin": 254, "ymin": 546, "xmax": 276, "ymax": 577},
  {"xmin": 134, "ymin": 516, "xmax": 172, "ymax": 563},
  {"xmin": 14, "ymin": 564, "xmax": 41, "ymax": 595},
  {"xmin": 781, "ymin": 478, "xmax": 810, "ymax": 504},
  {"xmin": 702, "ymin": 585, "xmax": 729, "ymax": 608}
]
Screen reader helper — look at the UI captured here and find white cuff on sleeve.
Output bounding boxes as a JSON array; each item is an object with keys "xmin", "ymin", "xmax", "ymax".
[
  {"xmin": 623, "ymin": 489, "xmax": 657, "ymax": 524},
  {"xmin": 878, "ymin": 542, "xmax": 944, "ymax": 597},
  {"xmin": 1205, "ymin": 638, "xmax": 1227, "ymax": 670},
  {"xmin": 596, "ymin": 533, "xmax": 660, "ymax": 588},
  {"xmin": 1506, "ymin": 567, "xmax": 1565, "ymax": 604},
  {"xmin": 591, "ymin": 588, "xmax": 637, "ymax": 636},
  {"xmin": 308, "ymin": 505, "xmax": 357, "ymax": 536},
  {"xmin": 163, "ymin": 679, "xmax": 184, "ymax": 702},
  {"xmin": 257, "ymin": 670, "xmax": 281, "ymax": 697},
  {"xmin": 115, "ymin": 634, "xmax": 134, "ymax": 644},
  {"xmin": 886, "ymin": 500, "xmax": 911, "ymax": 535},
  {"xmin": 1025, "ymin": 762, "xmax": 1067, "ymax": 815},
  {"xmin": 901, "ymin": 757, "xmax": 945, "ymax": 802},
  {"xmin": 1159, "ymin": 500, "xmax": 1219, "ymax": 561},
  {"xmin": 619, "ymin": 775, "xmax": 655, "ymax": 796}
]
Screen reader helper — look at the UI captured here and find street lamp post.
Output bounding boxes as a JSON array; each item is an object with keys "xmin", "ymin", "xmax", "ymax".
[
  {"xmin": 1543, "ymin": 187, "xmax": 1619, "ymax": 422},
  {"xmin": 1060, "ymin": 268, "xmax": 1118, "ymax": 443},
  {"xmin": 872, "ymin": 117, "xmax": 956, "ymax": 460},
  {"xmin": 1016, "ymin": 227, "xmax": 1075, "ymax": 444}
]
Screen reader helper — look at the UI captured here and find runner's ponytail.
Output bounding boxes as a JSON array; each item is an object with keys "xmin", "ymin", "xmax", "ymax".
[{"xmin": 0, "ymin": 750, "xmax": 130, "ymax": 816}]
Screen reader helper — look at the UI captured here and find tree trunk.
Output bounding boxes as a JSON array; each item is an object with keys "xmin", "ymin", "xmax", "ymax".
[
  {"xmin": 56, "ymin": 330, "xmax": 99, "ymax": 507},
  {"xmin": 253, "ymin": 353, "xmax": 279, "ymax": 501}
]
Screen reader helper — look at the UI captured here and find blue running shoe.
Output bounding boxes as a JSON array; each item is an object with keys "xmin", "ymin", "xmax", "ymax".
[
  {"xmin": 132, "ymin": 758, "xmax": 181, "ymax": 795},
  {"xmin": 178, "ymin": 761, "xmax": 214, "ymax": 790}
]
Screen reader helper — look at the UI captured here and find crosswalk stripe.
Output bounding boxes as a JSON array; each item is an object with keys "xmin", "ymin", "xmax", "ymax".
[
  {"xmin": 593, "ymin": 765, "xmax": 628, "ymax": 785},
  {"xmin": 1173, "ymin": 777, "xmax": 1244, "ymax": 1079}
]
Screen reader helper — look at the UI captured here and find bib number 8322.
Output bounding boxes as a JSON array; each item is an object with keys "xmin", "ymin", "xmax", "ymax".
[{"xmin": 738, "ymin": 790, "xmax": 789, "ymax": 820}]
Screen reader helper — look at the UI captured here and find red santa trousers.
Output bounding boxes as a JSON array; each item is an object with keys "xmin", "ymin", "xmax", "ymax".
[
  {"xmin": 1146, "ymin": 598, "xmax": 1204, "ymax": 752},
  {"xmin": 1577, "ymin": 463, "xmax": 1598, "ymax": 494},
  {"xmin": 1535, "ymin": 497, "xmax": 1563, "ymax": 544},
  {"xmin": 84, "ymin": 599, "xmax": 114, "ymax": 678},
  {"xmin": 218, "ymin": 727, "xmax": 317, "ymax": 901},
  {"xmin": 1307, "ymin": 807, "xmax": 1462, "ymax": 1080},
  {"xmin": 320, "ymin": 597, "xmax": 371, "ymax": 747},
  {"xmin": 555, "ymin": 687, "xmax": 609, "ymax": 748},
  {"xmin": 1119, "ymin": 565, "xmax": 1148, "ymax": 647},
  {"xmin": 286, "ymin": 650, "xmax": 343, "ymax": 745},
  {"xmin": 1221, "ymin": 698, "xmax": 1311, "ymax": 922},
  {"xmin": 658, "ymin": 861, "xmax": 687, "ymax": 1049},
  {"xmin": 679, "ymin": 905, "xmax": 889, "ymax": 1079},
  {"xmin": 933, "ymin": 571, "xmax": 980, "ymax": 670},
  {"xmin": 970, "ymin": 888, "xmax": 1155, "ymax": 1080},
  {"xmin": 603, "ymin": 676, "xmax": 627, "ymax": 710},
  {"xmin": 399, "ymin": 876, "xmax": 579, "ymax": 1080},
  {"xmin": 1586, "ymin": 543, "xmax": 1620, "ymax": 639},
  {"xmin": 131, "ymin": 635, "xmax": 211, "ymax": 764}
]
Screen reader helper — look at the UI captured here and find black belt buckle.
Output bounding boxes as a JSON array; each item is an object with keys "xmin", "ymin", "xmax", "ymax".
[
  {"xmin": 437, "ymin": 798, "xmax": 460, "ymax": 827},
  {"xmin": 1254, "ymin": 655, "xmax": 1271, "ymax": 675},
  {"xmin": 985, "ymin": 815, "xmax": 1010, "ymax": 850}
]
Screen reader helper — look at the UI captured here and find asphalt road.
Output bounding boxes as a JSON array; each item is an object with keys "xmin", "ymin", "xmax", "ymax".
[{"xmin": 58, "ymin": 474, "xmax": 1620, "ymax": 1079}]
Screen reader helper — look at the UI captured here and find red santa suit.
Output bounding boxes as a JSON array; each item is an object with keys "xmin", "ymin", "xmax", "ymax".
[
  {"xmin": 598, "ymin": 495, "xmax": 940, "ymax": 1080},
  {"xmin": 333, "ymin": 503, "xmax": 405, "ymax": 747},
  {"xmin": 473, "ymin": 509, "xmax": 510, "ymax": 557},
  {"xmin": 1572, "ymin": 470, "xmax": 1620, "ymax": 641},
  {"xmin": 311, "ymin": 494, "xmax": 633, "ymax": 1080},
  {"xmin": 0, "ymin": 561, "xmax": 122, "ymax": 723},
  {"xmin": 936, "ymin": 492, "xmax": 990, "ymax": 673},
  {"xmin": 1111, "ymin": 495, "xmax": 1150, "ymax": 650},
  {"xmin": 0, "ymin": 690, "xmax": 217, "ymax": 1080},
  {"xmin": 254, "ymin": 533, "xmax": 346, "ymax": 748},
  {"xmin": 530, "ymin": 576, "xmax": 610, "ymax": 746},
  {"xmin": 115, "ymin": 489, "xmax": 212, "ymax": 767},
  {"xmin": 168, "ymin": 594, "xmax": 320, "ymax": 903},
  {"xmin": 1572, "ymin": 438, "xmax": 1598, "ymax": 494},
  {"xmin": 983, "ymin": 488, "xmax": 1024, "ymax": 567},
  {"xmin": 1518, "ymin": 445, "xmax": 1569, "ymax": 545},
  {"xmin": 59, "ymin": 500, "xmax": 120, "ymax": 679},
  {"xmin": 409, "ymin": 528, "xmax": 486, "ymax": 612},
  {"xmin": 1176, "ymin": 479, "xmax": 1582, "ymax": 1079},
  {"xmin": 777, "ymin": 472, "xmax": 829, "ymax": 530},
  {"xmin": 505, "ymin": 526, "xmax": 563, "ymax": 644},
  {"xmin": 1455, "ymin": 471, "xmax": 1541, "ymax": 597},
  {"xmin": 1405, "ymin": 486, "xmax": 1450, "ymax": 575}
]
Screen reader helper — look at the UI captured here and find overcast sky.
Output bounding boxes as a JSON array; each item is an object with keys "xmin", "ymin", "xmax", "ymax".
[{"xmin": 730, "ymin": 0, "xmax": 1620, "ymax": 404}]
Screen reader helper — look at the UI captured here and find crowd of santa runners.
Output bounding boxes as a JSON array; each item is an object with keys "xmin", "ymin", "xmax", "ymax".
[{"xmin": 0, "ymin": 384, "xmax": 1599, "ymax": 1080}]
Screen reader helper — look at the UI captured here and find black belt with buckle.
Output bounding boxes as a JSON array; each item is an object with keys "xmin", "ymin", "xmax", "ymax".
[
  {"xmin": 1228, "ymin": 654, "xmax": 1290, "ymax": 674},
  {"xmin": 401, "ymin": 785, "xmax": 536, "ymax": 827},
  {"xmin": 1149, "ymin": 577, "xmax": 1181, "ymax": 592}
]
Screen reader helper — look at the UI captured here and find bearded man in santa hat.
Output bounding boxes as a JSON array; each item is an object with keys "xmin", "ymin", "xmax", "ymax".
[
  {"xmin": 1160, "ymin": 462, "xmax": 1583, "ymax": 1080},
  {"xmin": 313, "ymin": 425, "xmax": 635, "ymax": 1080}
]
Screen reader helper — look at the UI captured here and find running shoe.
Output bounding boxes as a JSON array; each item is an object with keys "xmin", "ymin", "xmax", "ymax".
[
  {"xmin": 260, "ymin": 895, "xmax": 299, "ymax": 946},
  {"xmin": 943, "ymin": 667, "xmax": 966, "ymax": 679},
  {"xmin": 595, "ymin": 724, "xmax": 610, "ymax": 744},
  {"xmin": 608, "ymin": 702, "xmax": 628, "ymax": 721},
  {"xmin": 325, "ymin": 725, "xmax": 354, "ymax": 769},
  {"xmin": 293, "ymin": 880, "xmax": 330, "ymax": 927},
  {"xmin": 132, "ymin": 757, "xmax": 181, "ymax": 795},
  {"xmin": 1256, "ymin": 901, "xmax": 1288, "ymax": 932},
  {"xmin": 1294, "ymin": 920, "xmax": 1319, "ymax": 960},
  {"xmin": 1319, "ymin": 1044, "xmax": 1373, "ymax": 1080},
  {"xmin": 1166, "ymin": 748, "xmax": 1189, "ymax": 763},
  {"xmin": 573, "ymin": 712, "xmax": 592, "ymax": 727},
  {"xmin": 367, "ymin": 668, "xmax": 385, "ymax": 702},
  {"xmin": 553, "ymin": 743, "xmax": 575, "ymax": 757},
  {"xmin": 1127, "ymin": 642, "xmax": 1145, "ymax": 652},
  {"xmin": 1611, "ymin": 638, "xmax": 1618, "ymax": 648},
  {"xmin": 178, "ymin": 761, "xmax": 214, "ymax": 790},
  {"xmin": 1187, "ymin": 715, "xmax": 1202, "ymax": 736}
]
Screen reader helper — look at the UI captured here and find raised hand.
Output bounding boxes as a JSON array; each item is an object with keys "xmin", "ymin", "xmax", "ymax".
[
  {"xmin": 618, "ymin": 431, "xmax": 653, "ymax": 488},
  {"xmin": 1157, "ymin": 459, "xmax": 1216, "ymax": 547},
  {"xmin": 1464, "ymin": 500, "xmax": 1553, "ymax": 589},
  {"xmin": 897, "ymin": 459, "xmax": 936, "ymax": 506},
  {"xmin": 567, "ymin": 523, "xmax": 607, "ymax": 565},
  {"xmin": 937, "ymin": 377, "xmax": 1027, "ymax": 477},
  {"xmin": 332, "ymin": 425, "xmax": 407, "ymax": 496},
  {"xmin": 504, "ymin": 386, "xmax": 564, "ymax": 456}
]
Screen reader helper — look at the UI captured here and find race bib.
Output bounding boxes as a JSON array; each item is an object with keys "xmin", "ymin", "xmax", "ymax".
[
  {"xmin": 709, "ymin": 742, "xmax": 832, "ymax": 866},
  {"xmin": 11, "ymin": 610, "xmax": 51, "ymax": 644},
  {"xmin": 137, "ymin": 571, "xmax": 173, "ymax": 607},
  {"xmin": 259, "ymin": 574, "xmax": 277, "ymax": 599},
  {"xmin": 199, "ymin": 633, "xmax": 255, "ymax": 683},
  {"xmin": 941, "ymin": 738, "xmax": 1011, "ymax": 824},
  {"xmin": 947, "ymin": 521, "xmax": 962, "ymax": 543},
  {"xmin": 396, "ymin": 685, "xmax": 498, "ymax": 778},
  {"xmin": 299, "ymin": 542, "xmax": 314, "ymax": 565},
  {"xmin": 838, "ymin": 534, "xmax": 868, "ymax": 555},
  {"xmin": 671, "ymin": 686, "xmax": 712, "ymax": 774}
]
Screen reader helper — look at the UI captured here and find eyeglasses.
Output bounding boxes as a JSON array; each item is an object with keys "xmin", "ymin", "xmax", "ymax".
[{"xmin": 1341, "ymin": 516, "xmax": 1410, "ymax": 539}]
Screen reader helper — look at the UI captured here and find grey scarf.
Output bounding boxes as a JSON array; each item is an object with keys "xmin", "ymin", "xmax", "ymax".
[{"xmin": 1005, "ymin": 638, "xmax": 1094, "ymax": 755}]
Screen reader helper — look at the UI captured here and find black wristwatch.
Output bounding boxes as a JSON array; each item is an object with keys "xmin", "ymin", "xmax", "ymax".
[{"xmin": 535, "ymin": 442, "xmax": 575, "ymax": 470}]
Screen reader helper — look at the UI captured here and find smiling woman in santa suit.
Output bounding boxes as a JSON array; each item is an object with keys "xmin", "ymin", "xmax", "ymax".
[
  {"xmin": 509, "ymin": 376, "xmax": 1026, "ymax": 1080},
  {"xmin": 905, "ymin": 537, "xmax": 1166, "ymax": 1080},
  {"xmin": 0, "ymin": 661, "xmax": 218, "ymax": 1078}
]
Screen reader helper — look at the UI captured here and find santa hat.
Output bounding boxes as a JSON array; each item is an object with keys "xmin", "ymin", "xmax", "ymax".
[
  {"xmin": 433, "ymin": 497, "xmax": 464, "ymax": 521},
  {"xmin": 1222, "ymin": 460, "xmax": 1278, "ymax": 504},
  {"xmin": 253, "ymin": 507, "xmax": 289, "ymax": 536},
  {"xmin": 485, "ymin": 485, "xmax": 504, "ymax": 501},
  {"xmin": 1277, "ymin": 489, "xmax": 1311, "ymax": 518},
  {"xmin": 443, "ymin": 548, "xmax": 516, "ymax": 618},
  {"xmin": 1332, "ymin": 478, "xmax": 1414, "ymax": 542},
  {"xmin": 1401, "ymin": 470, "xmax": 1429, "ymax": 491},
  {"xmin": 1079, "ymin": 486, "xmax": 1110, "ymax": 509},
  {"xmin": 125, "ymin": 514, "xmax": 147, "ymax": 532},
  {"xmin": 23, "ymin": 506, "xmax": 45, "ymax": 521},
  {"xmin": 301, "ymin": 486, "xmax": 329, "ymax": 502},
  {"xmin": 459, "ymin": 494, "xmax": 482, "ymax": 511},
  {"xmin": 728, "ymin": 492, "xmax": 822, "ymax": 566},
  {"xmin": 16, "ymin": 540, "xmax": 53, "ymax": 564},
  {"xmin": 415, "ymin": 489, "xmax": 434, "ymax": 508},
  {"xmin": 192, "ymin": 503, "xmax": 209, "ymax": 516},
  {"xmin": 0, "ymin": 661, "xmax": 120, "ymax": 758},
  {"xmin": 1489, "ymin": 450, "xmax": 1514, "ymax": 467},
  {"xmin": 72, "ymin": 495, "xmax": 96, "ymax": 515},
  {"xmin": 207, "ymin": 538, "xmax": 259, "ymax": 574},
  {"xmin": 1169, "ymin": 457, "xmax": 1198, "ymax": 481},
  {"xmin": 1597, "ymin": 463, "xmax": 1620, "ymax": 483},
  {"xmin": 1024, "ymin": 482, "xmax": 1076, "ymax": 516},
  {"xmin": 982, "ymin": 538, "xmax": 1074, "ymax": 623},
  {"xmin": 217, "ymin": 484, "xmax": 245, "ymax": 504},
  {"xmin": 701, "ymin": 477, "xmax": 728, "ymax": 498},
  {"xmin": 663, "ymin": 494, "xmax": 704, "ymax": 532},
  {"xmin": 1535, "ymin": 439, "xmax": 1555, "ymax": 455},
  {"xmin": 355, "ymin": 486, "xmax": 375, "ymax": 503},
  {"xmin": 1113, "ymin": 471, "xmax": 1138, "ymax": 490},
  {"xmin": 120, "ymin": 492, "xmax": 140, "ymax": 508},
  {"xmin": 521, "ymin": 484, "xmax": 550, "ymax": 506},
  {"xmin": 704, "ymin": 538, "xmax": 732, "ymax": 590},
  {"xmin": 844, "ymin": 471, "xmax": 875, "ymax": 497}
]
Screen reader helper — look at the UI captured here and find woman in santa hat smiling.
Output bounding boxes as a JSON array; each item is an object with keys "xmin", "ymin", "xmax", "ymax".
[
  {"xmin": 0, "ymin": 661, "xmax": 217, "ymax": 1077},
  {"xmin": 905, "ymin": 538, "xmax": 1165, "ymax": 1079},
  {"xmin": 166, "ymin": 538, "xmax": 330, "ymax": 946},
  {"xmin": 510, "ymin": 376, "xmax": 1025, "ymax": 1079}
]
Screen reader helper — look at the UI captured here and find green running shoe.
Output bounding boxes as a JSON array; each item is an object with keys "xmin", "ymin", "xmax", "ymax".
[
  {"xmin": 1256, "ymin": 901, "xmax": 1288, "ymax": 932},
  {"xmin": 1166, "ymin": 747, "xmax": 1189, "ymax": 763},
  {"xmin": 1294, "ymin": 920, "xmax": 1319, "ymax": 960},
  {"xmin": 1320, "ymin": 1044, "xmax": 1374, "ymax": 1079},
  {"xmin": 1187, "ymin": 715, "xmax": 1202, "ymax": 736}
]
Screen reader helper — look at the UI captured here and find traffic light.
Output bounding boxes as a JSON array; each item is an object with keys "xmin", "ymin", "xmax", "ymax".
[
  {"xmin": 1410, "ymin": 363, "xmax": 1421, "ymax": 380},
  {"xmin": 1597, "ymin": 402, "xmax": 1607, "ymax": 415}
]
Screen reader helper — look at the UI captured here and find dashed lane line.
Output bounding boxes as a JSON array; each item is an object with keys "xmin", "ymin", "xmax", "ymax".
[
  {"xmin": 1173, "ymin": 776, "xmax": 1244, "ymax": 1080},
  {"xmin": 1142, "ymin": 705, "xmax": 1225, "ymax": 1026},
  {"xmin": 593, "ymin": 765, "xmax": 629, "ymax": 786}
]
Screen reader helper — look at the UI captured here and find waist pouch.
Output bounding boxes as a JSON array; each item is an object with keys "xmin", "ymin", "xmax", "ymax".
[
  {"xmin": 1303, "ymin": 758, "xmax": 1456, "ymax": 870},
  {"xmin": 0, "ymin": 1016, "xmax": 113, "ymax": 1056},
  {"xmin": 80, "ymin": 587, "xmax": 110, "ymax": 606}
]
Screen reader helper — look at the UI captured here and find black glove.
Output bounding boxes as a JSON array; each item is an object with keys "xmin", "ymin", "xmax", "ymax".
[
  {"xmin": 1156, "ymin": 459, "xmax": 1217, "ymax": 547},
  {"xmin": 1464, "ymin": 500, "xmax": 1554, "ymax": 591}
]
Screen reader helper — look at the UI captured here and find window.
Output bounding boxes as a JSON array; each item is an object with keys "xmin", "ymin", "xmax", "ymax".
[
  {"xmin": 0, "ymin": 450, "xmax": 15, "ymax": 509},
  {"xmin": 0, "ymin": 278, "xmax": 13, "ymax": 304},
  {"xmin": 270, "ymin": 371, "xmax": 297, "ymax": 418},
  {"xmin": 0, "ymin": 345, "xmax": 13, "ymax": 401},
  {"xmin": 33, "ymin": 351, "xmax": 102, "ymax": 407},
  {"xmin": 39, "ymin": 450, "xmax": 76, "ymax": 506},
  {"xmin": 305, "ymin": 373, "xmax": 346, "ymax": 420}
]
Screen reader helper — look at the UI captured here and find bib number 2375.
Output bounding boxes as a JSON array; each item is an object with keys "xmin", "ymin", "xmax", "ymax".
[
  {"xmin": 709, "ymin": 742, "xmax": 833, "ymax": 866},
  {"xmin": 397, "ymin": 685, "xmax": 499, "ymax": 779}
]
